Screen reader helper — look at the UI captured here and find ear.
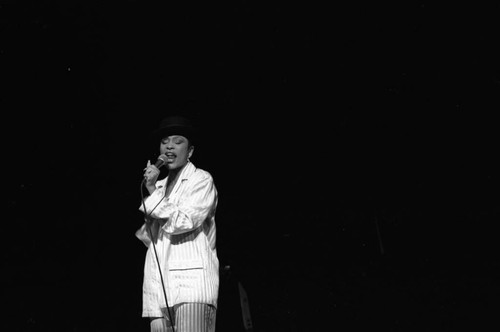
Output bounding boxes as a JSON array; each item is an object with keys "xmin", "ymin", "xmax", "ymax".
[{"xmin": 188, "ymin": 145, "xmax": 194, "ymax": 159}]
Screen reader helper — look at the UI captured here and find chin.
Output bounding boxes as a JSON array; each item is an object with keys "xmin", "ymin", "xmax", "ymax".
[{"xmin": 168, "ymin": 161, "xmax": 187, "ymax": 171}]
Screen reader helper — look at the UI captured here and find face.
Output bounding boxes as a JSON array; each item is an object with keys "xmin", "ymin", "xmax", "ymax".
[{"xmin": 160, "ymin": 135, "xmax": 193, "ymax": 171}]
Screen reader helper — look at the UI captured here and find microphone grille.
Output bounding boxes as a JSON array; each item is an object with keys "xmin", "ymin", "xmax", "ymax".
[
  {"xmin": 154, "ymin": 154, "xmax": 169, "ymax": 168},
  {"xmin": 158, "ymin": 154, "xmax": 168, "ymax": 163}
]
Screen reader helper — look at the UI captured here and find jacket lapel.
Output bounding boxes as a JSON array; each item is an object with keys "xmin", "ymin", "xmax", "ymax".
[{"xmin": 168, "ymin": 162, "xmax": 196, "ymax": 203}]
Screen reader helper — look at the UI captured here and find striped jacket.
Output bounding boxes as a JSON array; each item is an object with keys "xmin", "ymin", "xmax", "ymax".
[{"xmin": 136, "ymin": 162, "xmax": 219, "ymax": 317}]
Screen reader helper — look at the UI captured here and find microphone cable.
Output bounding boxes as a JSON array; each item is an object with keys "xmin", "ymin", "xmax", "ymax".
[{"xmin": 140, "ymin": 178, "xmax": 176, "ymax": 332}]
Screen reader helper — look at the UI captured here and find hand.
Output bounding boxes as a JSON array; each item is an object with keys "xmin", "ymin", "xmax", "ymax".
[{"xmin": 143, "ymin": 160, "xmax": 160, "ymax": 187}]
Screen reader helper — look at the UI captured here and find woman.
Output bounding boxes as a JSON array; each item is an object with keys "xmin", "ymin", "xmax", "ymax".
[{"xmin": 136, "ymin": 115, "xmax": 219, "ymax": 332}]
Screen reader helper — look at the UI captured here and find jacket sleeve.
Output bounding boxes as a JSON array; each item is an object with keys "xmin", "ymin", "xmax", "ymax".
[
  {"xmin": 135, "ymin": 223, "xmax": 151, "ymax": 247},
  {"xmin": 135, "ymin": 181, "xmax": 167, "ymax": 246},
  {"xmin": 154, "ymin": 173, "xmax": 217, "ymax": 235}
]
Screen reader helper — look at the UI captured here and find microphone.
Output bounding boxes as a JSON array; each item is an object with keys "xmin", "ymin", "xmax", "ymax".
[{"xmin": 154, "ymin": 154, "xmax": 169, "ymax": 169}]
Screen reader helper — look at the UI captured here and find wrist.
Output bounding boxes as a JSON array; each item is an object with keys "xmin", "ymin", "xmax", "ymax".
[{"xmin": 145, "ymin": 183, "xmax": 156, "ymax": 195}]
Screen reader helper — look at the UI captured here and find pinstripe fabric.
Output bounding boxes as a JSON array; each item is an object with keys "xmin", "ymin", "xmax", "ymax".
[
  {"xmin": 150, "ymin": 303, "xmax": 216, "ymax": 332},
  {"xmin": 176, "ymin": 303, "xmax": 216, "ymax": 332},
  {"xmin": 136, "ymin": 162, "xmax": 219, "ymax": 318},
  {"xmin": 150, "ymin": 318, "xmax": 172, "ymax": 332}
]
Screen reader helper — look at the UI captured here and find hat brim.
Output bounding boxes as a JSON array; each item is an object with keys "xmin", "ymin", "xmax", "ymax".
[{"xmin": 149, "ymin": 125, "xmax": 197, "ymax": 143}]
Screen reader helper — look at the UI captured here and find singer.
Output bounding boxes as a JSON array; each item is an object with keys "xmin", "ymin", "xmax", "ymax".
[{"xmin": 135, "ymin": 115, "xmax": 219, "ymax": 332}]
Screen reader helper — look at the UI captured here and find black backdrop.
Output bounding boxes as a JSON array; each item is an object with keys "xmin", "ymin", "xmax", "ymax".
[{"xmin": 2, "ymin": 1, "xmax": 499, "ymax": 331}]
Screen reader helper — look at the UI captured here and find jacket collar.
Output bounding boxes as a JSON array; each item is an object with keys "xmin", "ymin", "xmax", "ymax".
[
  {"xmin": 178, "ymin": 161, "xmax": 196, "ymax": 181},
  {"xmin": 158, "ymin": 161, "xmax": 196, "ymax": 187}
]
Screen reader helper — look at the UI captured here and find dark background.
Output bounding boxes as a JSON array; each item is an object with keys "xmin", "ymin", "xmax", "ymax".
[{"xmin": 2, "ymin": 1, "xmax": 499, "ymax": 331}]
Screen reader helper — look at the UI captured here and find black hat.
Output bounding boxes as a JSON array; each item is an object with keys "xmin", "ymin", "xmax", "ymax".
[{"xmin": 150, "ymin": 115, "xmax": 197, "ymax": 144}]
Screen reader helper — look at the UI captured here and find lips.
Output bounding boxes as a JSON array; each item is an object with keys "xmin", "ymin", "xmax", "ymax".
[{"xmin": 165, "ymin": 153, "xmax": 176, "ymax": 161}]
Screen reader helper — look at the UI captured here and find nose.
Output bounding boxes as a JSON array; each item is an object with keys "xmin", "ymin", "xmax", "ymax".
[
  {"xmin": 161, "ymin": 143, "xmax": 172, "ymax": 154},
  {"xmin": 165, "ymin": 141, "xmax": 174, "ymax": 149}
]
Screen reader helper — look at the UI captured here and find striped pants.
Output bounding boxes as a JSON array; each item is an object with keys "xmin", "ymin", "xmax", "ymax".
[{"xmin": 150, "ymin": 303, "xmax": 216, "ymax": 332}]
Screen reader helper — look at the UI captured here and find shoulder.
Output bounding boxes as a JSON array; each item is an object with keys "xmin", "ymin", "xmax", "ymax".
[
  {"xmin": 186, "ymin": 162, "xmax": 214, "ymax": 183},
  {"xmin": 193, "ymin": 167, "xmax": 214, "ymax": 183},
  {"xmin": 188, "ymin": 166, "xmax": 217, "ymax": 194}
]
